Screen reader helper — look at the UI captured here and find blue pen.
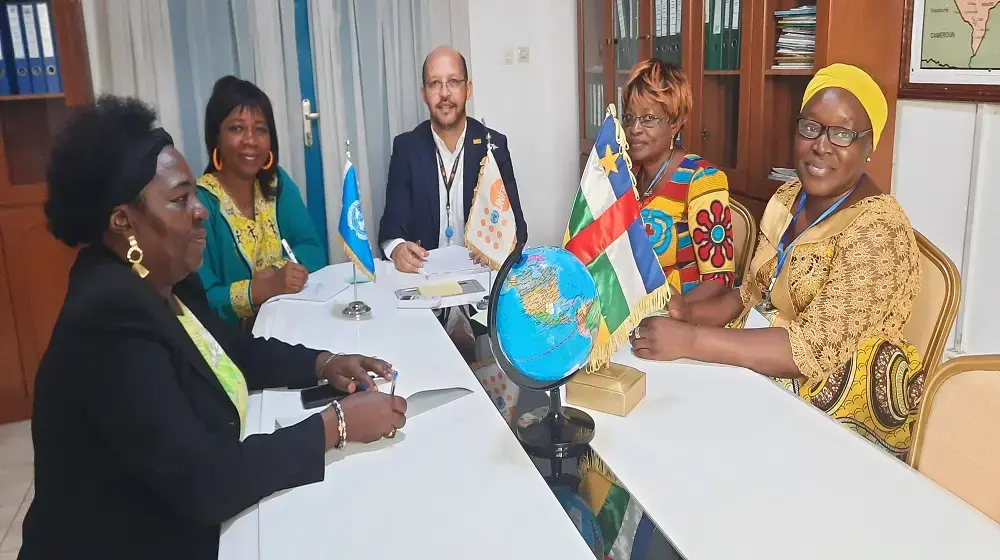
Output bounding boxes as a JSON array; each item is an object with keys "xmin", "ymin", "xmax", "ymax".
[{"xmin": 389, "ymin": 370, "xmax": 398, "ymax": 397}]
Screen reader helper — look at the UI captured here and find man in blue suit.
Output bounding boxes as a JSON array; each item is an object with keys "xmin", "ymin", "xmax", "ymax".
[{"xmin": 378, "ymin": 46, "xmax": 527, "ymax": 272}]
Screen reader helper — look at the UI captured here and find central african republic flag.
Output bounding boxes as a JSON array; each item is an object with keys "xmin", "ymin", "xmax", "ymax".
[{"xmin": 563, "ymin": 105, "xmax": 668, "ymax": 371}]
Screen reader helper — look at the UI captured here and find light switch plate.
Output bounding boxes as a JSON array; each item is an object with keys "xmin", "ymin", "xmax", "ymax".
[
  {"xmin": 503, "ymin": 48, "xmax": 514, "ymax": 64},
  {"xmin": 516, "ymin": 46, "xmax": 530, "ymax": 63}
]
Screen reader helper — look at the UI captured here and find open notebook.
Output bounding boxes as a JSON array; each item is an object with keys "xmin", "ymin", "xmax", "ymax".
[{"xmin": 274, "ymin": 381, "xmax": 473, "ymax": 430}]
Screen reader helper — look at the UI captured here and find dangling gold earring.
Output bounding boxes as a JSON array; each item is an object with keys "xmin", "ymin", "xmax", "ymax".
[
  {"xmin": 126, "ymin": 235, "xmax": 149, "ymax": 278},
  {"xmin": 262, "ymin": 151, "xmax": 274, "ymax": 170},
  {"xmin": 212, "ymin": 148, "xmax": 222, "ymax": 171}
]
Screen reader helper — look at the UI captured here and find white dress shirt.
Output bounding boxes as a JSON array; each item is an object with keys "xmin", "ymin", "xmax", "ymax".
[{"xmin": 383, "ymin": 120, "xmax": 467, "ymax": 259}]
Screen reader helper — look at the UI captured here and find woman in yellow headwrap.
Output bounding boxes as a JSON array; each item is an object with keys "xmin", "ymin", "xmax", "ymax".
[{"xmin": 630, "ymin": 63, "xmax": 924, "ymax": 459}]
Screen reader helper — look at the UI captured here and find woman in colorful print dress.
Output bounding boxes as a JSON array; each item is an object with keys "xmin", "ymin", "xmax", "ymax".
[
  {"xmin": 630, "ymin": 64, "xmax": 924, "ymax": 460},
  {"xmin": 196, "ymin": 76, "xmax": 327, "ymax": 329},
  {"xmin": 623, "ymin": 59, "xmax": 736, "ymax": 297}
]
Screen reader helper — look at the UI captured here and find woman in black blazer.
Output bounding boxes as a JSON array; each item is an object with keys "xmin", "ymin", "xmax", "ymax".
[{"xmin": 18, "ymin": 96, "xmax": 407, "ymax": 560}]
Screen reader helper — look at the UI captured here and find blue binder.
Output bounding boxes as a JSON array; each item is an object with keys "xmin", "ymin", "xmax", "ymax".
[
  {"xmin": 5, "ymin": 4, "xmax": 30, "ymax": 94},
  {"xmin": 19, "ymin": 3, "xmax": 45, "ymax": 94},
  {"xmin": 34, "ymin": 2, "xmax": 60, "ymax": 92},
  {"xmin": 0, "ymin": 16, "xmax": 11, "ymax": 95}
]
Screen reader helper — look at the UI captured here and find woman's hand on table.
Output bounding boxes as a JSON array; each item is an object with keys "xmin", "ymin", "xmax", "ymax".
[
  {"xmin": 666, "ymin": 286, "xmax": 690, "ymax": 322},
  {"xmin": 320, "ymin": 391, "xmax": 407, "ymax": 447},
  {"xmin": 317, "ymin": 353, "xmax": 394, "ymax": 393},
  {"xmin": 630, "ymin": 315, "xmax": 695, "ymax": 361}
]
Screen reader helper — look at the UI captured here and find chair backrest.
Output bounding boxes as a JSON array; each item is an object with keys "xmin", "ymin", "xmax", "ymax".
[
  {"xmin": 902, "ymin": 230, "xmax": 961, "ymax": 370},
  {"xmin": 729, "ymin": 199, "xmax": 757, "ymax": 284},
  {"xmin": 909, "ymin": 355, "xmax": 1000, "ymax": 524}
]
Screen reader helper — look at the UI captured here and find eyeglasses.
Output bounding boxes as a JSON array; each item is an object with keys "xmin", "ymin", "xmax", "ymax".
[
  {"xmin": 622, "ymin": 113, "xmax": 668, "ymax": 129},
  {"xmin": 424, "ymin": 78, "xmax": 467, "ymax": 93},
  {"xmin": 796, "ymin": 117, "xmax": 872, "ymax": 148}
]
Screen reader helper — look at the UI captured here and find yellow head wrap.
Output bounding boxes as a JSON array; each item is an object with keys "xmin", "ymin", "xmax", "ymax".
[{"xmin": 800, "ymin": 63, "xmax": 888, "ymax": 150}]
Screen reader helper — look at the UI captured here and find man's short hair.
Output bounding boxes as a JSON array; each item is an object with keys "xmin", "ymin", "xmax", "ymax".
[{"xmin": 421, "ymin": 50, "xmax": 469, "ymax": 85}]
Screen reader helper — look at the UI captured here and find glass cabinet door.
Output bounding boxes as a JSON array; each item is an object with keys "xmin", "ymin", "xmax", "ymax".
[{"xmin": 581, "ymin": 0, "xmax": 609, "ymax": 143}]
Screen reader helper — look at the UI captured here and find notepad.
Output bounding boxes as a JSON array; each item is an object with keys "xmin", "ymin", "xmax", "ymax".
[
  {"xmin": 270, "ymin": 280, "xmax": 349, "ymax": 303},
  {"xmin": 418, "ymin": 281, "xmax": 463, "ymax": 297},
  {"xmin": 419, "ymin": 245, "xmax": 489, "ymax": 280}
]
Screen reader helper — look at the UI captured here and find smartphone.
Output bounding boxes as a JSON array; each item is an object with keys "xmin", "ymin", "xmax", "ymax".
[{"xmin": 300, "ymin": 384, "xmax": 347, "ymax": 409}]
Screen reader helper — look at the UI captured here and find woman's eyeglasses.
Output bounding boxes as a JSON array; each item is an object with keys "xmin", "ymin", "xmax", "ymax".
[
  {"xmin": 622, "ymin": 113, "xmax": 668, "ymax": 129},
  {"xmin": 796, "ymin": 117, "xmax": 872, "ymax": 148},
  {"xmin": 424, "ymin": 78, "xmax": 467, "ymax": 93}
]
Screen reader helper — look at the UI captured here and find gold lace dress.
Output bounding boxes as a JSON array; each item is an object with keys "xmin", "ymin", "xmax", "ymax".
[{"xmin": 737, "ymin": 181, "xmax": 925, "ymax": 459}]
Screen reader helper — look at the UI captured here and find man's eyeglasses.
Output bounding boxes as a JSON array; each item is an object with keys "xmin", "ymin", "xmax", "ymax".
[
  {"xmin": 622, "ymin": 113, "xmax": 668, "ymax": 129},
  {"xmin": 796, "ymin": 117, "xmax": 872, "ymax": 148},
  {"xmin": 424, "ymin": 78, "xmax": 467, "ymax": 93}
]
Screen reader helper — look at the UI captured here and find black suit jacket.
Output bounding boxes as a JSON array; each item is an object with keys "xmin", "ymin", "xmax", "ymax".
[
  {"xmin": 19, "ymin": 245, "xmax": 327, "ymax": 560},
  {"xmin": 377, "ymin": 117, "xmax": 528, "ymax": 256}
]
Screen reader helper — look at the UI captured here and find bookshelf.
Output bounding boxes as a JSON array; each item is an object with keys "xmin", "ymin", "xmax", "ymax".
[
  {"xmin": 577, "ymin": 0, "xmax": 905, "ymax": 215},
  {"xmin": 0, "ymin": 0, "xmax": 91, "ymax": 423}
]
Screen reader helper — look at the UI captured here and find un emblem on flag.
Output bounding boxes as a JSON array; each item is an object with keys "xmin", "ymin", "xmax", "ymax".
[{"xmin": 348, "ymin": 200, "xmax": 368, "ymax": 240}]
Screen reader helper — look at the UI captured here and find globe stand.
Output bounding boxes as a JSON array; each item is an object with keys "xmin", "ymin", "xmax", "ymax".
[
  {"xmin": 487, "ymin": 242, "xmax": 598, "ymax": 490},
  {"xmin": 516, "ymin": 386, "xmax": 594, "ymax": 489}
]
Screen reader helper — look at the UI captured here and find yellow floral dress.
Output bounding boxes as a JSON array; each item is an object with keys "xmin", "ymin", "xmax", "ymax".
[
  {"xmin": 175, "ymin": 298, "xmax": 249, "ymax": 437},
  {"xmin": 737, "ymin": 181, "xmax": 925, "ymax": 459}
]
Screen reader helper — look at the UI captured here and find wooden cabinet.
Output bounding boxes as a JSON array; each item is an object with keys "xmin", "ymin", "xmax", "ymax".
[
  {"xmin": 577, "ymin": 0, "xmax": 905, "ymax": 214},
  {"xmin": 0, "ymin": 0, "xmax": 91, "ymax": 423}
]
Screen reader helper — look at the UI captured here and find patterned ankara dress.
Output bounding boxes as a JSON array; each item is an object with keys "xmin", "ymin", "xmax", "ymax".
[{"xmin": 638, "ymin": 154, "xmax": 736, "ymax": 293}]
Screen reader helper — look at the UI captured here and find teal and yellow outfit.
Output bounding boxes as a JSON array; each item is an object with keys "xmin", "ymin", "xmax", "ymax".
[{"xmin": 197, "ymin": 167, "xmax": 327, "ymax": 326}]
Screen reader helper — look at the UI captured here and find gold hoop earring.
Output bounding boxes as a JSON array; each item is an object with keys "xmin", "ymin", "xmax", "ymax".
[
  {"xmin": 212, "ymin": 148, "xmax": 222, "ymax": 171},
  {"xmin": 262, "ymin": 151, "xmax": 274, "ymax": 170},
  {"xmin": 126, "ymin": 235, "xmax": 149, "ymax": 278}
]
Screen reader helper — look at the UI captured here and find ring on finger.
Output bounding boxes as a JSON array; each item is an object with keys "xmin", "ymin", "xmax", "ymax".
[{"xmin": 386, "ymin": 427, "xmax": 397, "ymax": 438}]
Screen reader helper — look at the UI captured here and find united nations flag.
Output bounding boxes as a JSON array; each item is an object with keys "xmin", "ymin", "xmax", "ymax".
[{"xmin": 337, "ymin": 160, "xmax": 376, "ymax": 280}]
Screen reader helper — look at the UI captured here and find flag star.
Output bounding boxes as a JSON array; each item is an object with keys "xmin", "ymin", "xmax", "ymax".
[{"xmin": 597, "ymin": 145, "xmax": 620, "ymax": 178}]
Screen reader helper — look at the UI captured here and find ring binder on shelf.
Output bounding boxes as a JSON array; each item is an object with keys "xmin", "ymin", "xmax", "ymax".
[
  {"xmin": 34, "ymin": 2, "xmax": 60, "ymax": 93},
  {"xmin": 20, "ymin": 2, "xmax": 45, "ymax": 94},
  {"xmin": 6, "ymin": 4, "xmax": 30, "ymax": 94}
]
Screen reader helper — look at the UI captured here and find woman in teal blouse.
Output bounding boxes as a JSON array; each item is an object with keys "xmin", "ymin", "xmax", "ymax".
[{"xmin": 197, "ymin": 76, "xmax": 328, "ymax": 328}]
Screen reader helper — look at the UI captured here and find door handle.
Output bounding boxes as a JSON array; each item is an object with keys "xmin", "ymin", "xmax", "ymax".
[{"xmin": 302, "ymin": 99, "xmax": 320, "ymax": 147}]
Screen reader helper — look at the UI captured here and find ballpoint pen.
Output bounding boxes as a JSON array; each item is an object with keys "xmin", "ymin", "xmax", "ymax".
[
  {"xmin": 387, "ymin": 370, "xmax": 398, "ymax": 438},
  {"xmin": 281, "ymin": 239, "xmax": 299, "ymax": 264}
]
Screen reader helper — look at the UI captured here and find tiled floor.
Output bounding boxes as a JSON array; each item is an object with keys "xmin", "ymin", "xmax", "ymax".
[{"xmin": 0, "ymin": 420, "xmax": 32, "ymax": 559}]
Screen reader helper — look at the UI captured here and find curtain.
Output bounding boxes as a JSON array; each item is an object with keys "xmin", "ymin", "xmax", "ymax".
[
  {"xmin": 83, "ymin": 0, "xmax": 306, "ymax": 195},
  {"xmin": 83, "ymin": 0, "xmax": 184, "ymax": 155}
]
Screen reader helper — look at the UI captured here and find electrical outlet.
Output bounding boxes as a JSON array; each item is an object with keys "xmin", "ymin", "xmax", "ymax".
[
  {"xmin": 503, "ymin": 49, "xmax": 514, "ymax": 65},
  {"xmin": 516, "ymin": 46, "xmax": 530, "ymax": 63}
]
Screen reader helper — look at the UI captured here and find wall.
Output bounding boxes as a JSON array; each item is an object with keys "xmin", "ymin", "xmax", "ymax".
[
  {"xmin": 891, "ymin": 99, "xmax": 1000, "ymax": 357},
  {"xmin": 467, "ymin": 0, "xmax": 580, "ymax": 247}
]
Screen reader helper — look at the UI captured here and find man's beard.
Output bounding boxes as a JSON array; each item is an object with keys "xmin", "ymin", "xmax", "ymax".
[{"xmin": 430, "ymin": 102, "xmax": 467, "ymax": 130}]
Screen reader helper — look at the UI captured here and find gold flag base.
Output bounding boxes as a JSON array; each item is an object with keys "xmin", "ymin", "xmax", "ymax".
[{"xmin": 566, "ymin": 362, "xmax": 645, "ymax": 417}]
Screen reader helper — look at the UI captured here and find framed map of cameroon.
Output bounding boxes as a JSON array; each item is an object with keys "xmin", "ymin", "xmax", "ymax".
[{"xmin": 900, "ymin": 0, "xmax": 1000, "ymax": 101}]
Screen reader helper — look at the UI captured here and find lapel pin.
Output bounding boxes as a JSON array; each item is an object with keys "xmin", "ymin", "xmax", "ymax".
[{"xmin": 473, "ymin": 138, "xmax": 482, "ymax": 145}]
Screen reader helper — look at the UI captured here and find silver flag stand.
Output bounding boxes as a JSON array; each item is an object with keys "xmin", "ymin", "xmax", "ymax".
[{"xmin": 341, "ymin": 139, "xmax": 372, "ymax": 320}]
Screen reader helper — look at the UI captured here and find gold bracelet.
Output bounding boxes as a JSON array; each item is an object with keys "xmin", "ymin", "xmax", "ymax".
[{"xmin": 318, "ymin": 352, "xmax": 344, "ymax": 380}]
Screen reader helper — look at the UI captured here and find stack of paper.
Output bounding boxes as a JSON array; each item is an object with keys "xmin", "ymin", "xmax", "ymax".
[
  {"xmin": 768, "ymin": 167, "xmax": 798, "ymax": 181},
  {"xmin": 772, "ymin": 5, "xmax": 816, "ymax": 70},
  {"xmin": 419, "ymin": 245, "xmax": 489, "ymax": 280}
]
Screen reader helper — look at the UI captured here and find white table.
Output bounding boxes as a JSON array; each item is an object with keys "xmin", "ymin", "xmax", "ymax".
[
  {"xmin": 218, "ymin": 261, "xmax": 594, "ymax": 559},
  {"xmin": 588, "ymin": 350, "xmax": 1000, "ymax": 559}
]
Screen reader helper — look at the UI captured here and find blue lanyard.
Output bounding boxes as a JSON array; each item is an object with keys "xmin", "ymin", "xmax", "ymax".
[
  {"xmin": 641, "ymin": 156, "xmax": 671, "ymax": 198},
  {"xmin": 769, "ymin": 182, "xmax": 858, "ymax": 291}
]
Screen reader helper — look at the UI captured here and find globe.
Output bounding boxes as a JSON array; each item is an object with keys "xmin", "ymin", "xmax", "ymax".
[{"xmin": 493, "ymin": 246, "xmax": 600, "ymax": 385}]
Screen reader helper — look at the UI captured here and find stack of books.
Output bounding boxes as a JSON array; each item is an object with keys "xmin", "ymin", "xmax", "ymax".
[
  {"xmin": 772, "ymin": 5, "xmax": 816, "ymax": 70},
  {"xmin": 769, "ymin": 167, "xmax": 798, "ymax": 182}
]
